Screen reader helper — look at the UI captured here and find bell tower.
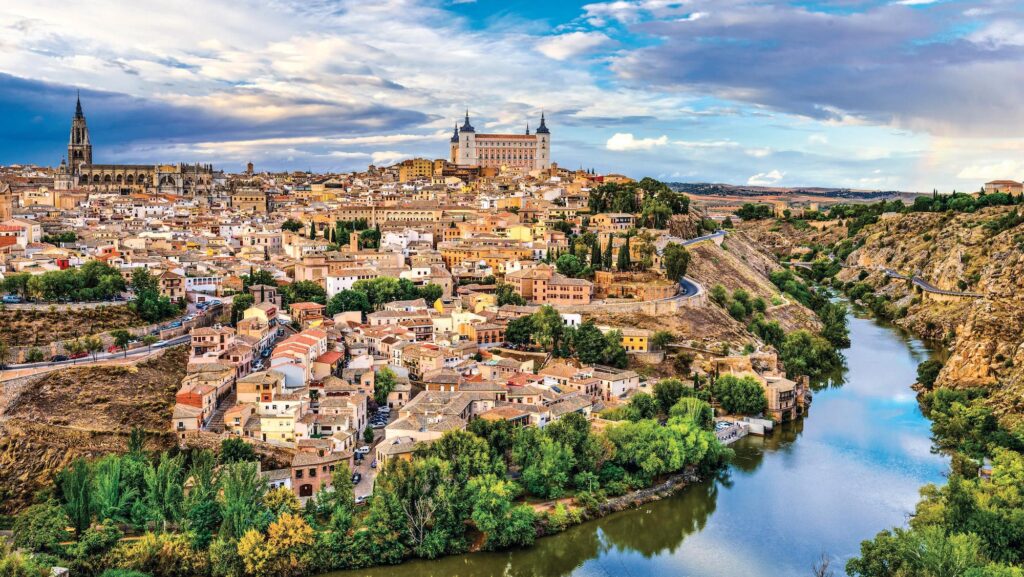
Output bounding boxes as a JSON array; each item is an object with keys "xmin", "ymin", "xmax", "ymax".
[{"xmin": 68, "ymin": 91, "xmax": 92, "ymax": 173}]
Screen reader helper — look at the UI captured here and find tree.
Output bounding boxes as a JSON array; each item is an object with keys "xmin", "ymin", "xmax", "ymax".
[
  {"xmin": 281, "ymin": 280, "xmax": 326, "ymax": 306},
  {"xmin": 662, "ymin": 243, "xmax": 691, "ymax": 281},
  {"xmin": 12, "ymin": 501, "xmax": 70, "ymax": 554},
  {"xmin": 353, "ymin": 276, "xmax": 404, "ymax": 310},
  {"xmin": 616, "ymin": 235, "xmax": 631, "ymax": 271},
  {"xmin": 651, "ymin": 330, "xmax": 675, "ymax": 350},
  {"xmin": 467, "ymin": 474, "xmax": 536, "ymax": 550},
  {"xmin": 374, "ymin": 367, "xmax": 398, "ymax": 406},
  {"xmin": 504, "ymin": 316, "xmax": 533, "ymax": 346},
  {"xmin": 111, "ymin": 329, "xmax": 133, "ymax": 357},
  {"xmin": 231, "ymin": 293, "xmax": 255, "ymax": 326},
  {"xmin": 780, "ymin": 329, "xmax": 844, "ymax": 380},
  {"xmin": 81, "ymin": 335, "xmax": 104, "ymax": 361},
  {"xmin": 517, "ymin": 434, "xmax": 574, "ymax": 499},
  {"xmin": 220, "ymin": 437, "xmax": 258, "ymax": 464},
  {"xmin": 326, "ymin": 289, "xmax": 372, "ymax": 318},
  {"xmin": 531, "ymin": 305, "xmax": 564, "ymax": 351},
  {"xmin": 590, "ymin": 237, "xmax": 602, "ymax": 270},
  {"xmin": 142, "ymin": 335, "xmax": 158, "ymax": 352},
  {"xmin": 417, "ymin": 283, "xmax": 443, "ymax": 305},
  {"xmin": 363, "ymin": 425, "xmax": 375, "ymax": 444},
  {"xmin": 918, "ymin": 359, "xmax": 944, "ymax": 389},
  {"xmin": 93, "ymin": 455, "xmax": 138, "ymax": 524},
  {"xmin": 495, "ymin": 284, "xmax": 525, "ymax": 306},
  {"xmin": 653, "ymin": 378, "xmax": 689, "ymax": 413},
  {"xmin": 569, "ymin": 321, "xmax": 607, "ymax": 365},
  {"xmin": 712, "ymin": 374, "xmax": 767, "ymax": 415},
  {"xmin": 281, "ymin": 218, "xmax": 303, "ymax": 233},
  {"xmin": 555, "ymin": 254, "xmax": 587, "ymax": 278},
  {"xmin": 182, "ymin": 450, "xmax": 221, "ymax": 549},
  {"xmin": 243, "ymin": 269, "xmax": 277, "ymax": 290},
  {"xmin": 143, "ymin": 452, "xmax": 185, "ymax": 532},
  {"xmin": 308, "ymin": 220, "xmax": 316, "ymax": 239},
  {"xmin": 219, "ymin": 461, "xmax": 270, "ymax": 539},
  {"xmin": 237, "ymin": 512, "xmax": 314, "ymax": 577},
  {"xmin": 59, "ymin": 458, "xmax": 93, "ymax": 535},
  {"xmin": 670, "ymin": 397, "xmax": 714, "ymax": 430}
]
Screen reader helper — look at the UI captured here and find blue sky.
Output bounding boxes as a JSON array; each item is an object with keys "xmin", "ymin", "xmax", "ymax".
[{"xmin": 1, "ymin": 0, "xmax": 1023, "ymax": 190}]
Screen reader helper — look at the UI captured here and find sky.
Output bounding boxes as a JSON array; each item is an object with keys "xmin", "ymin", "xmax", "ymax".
[{"xmin": 1, "ymin": 0, "xmax": 1023, "ymax": 191}]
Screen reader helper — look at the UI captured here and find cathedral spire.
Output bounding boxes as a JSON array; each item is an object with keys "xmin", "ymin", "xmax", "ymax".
[
  {"xmin": 75, "ymin": 90, "xmax": 83, "ymax": 119},
  {"xmin": 525, "ymin": 122, "xmax": 530, "ymax": 135},
  {"xmin": 450, "ymin": 122, "xmax": 460, "ymax": 143},
  {"xmin": 460, "ymin": 109, "xmax": 475, "ymax": 132}
]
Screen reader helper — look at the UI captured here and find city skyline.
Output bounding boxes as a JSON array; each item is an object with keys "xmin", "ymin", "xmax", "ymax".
[{"xmin": 2, "ymin": 0, "xmax": 1024, "ymax": 190}]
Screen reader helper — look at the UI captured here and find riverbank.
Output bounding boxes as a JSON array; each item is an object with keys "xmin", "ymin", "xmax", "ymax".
[{"xmin": 326, "ymin": 308, "xmax": 947, "ymax": 577}]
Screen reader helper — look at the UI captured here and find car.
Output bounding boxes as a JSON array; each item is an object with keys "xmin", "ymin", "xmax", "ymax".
[
  {"xmin": 351, "ymin": 472, "xmax": 362, "ymax": 484},
  {"xmin": 69, "ymin": 351, "xmax": 89, "ymax": 360},
  {"xmin": 371, "ymin": 422, "xmax": 385, "ymax": 429},
  {"xmin": 354, "ymin": 495, "xmax": 369, "ymax": 505},
  {"xmin": 108, "ymin": 345, "xmax": 121, "ymax": 353},
  {"xmin": 370, "ymin": 459, "xmax": 377, "ymax": 469},
  {"xmin": 153, "ymin": 340, "xmax": 167, "ymax": 348},
  {"xmin": 261, "ymin": 349, "xmax": 271, "ymax": 358},
  {"xmin": 355, "ymin": 446, "xmax": 371, "ymax": 455},
  {"xmin": 378, "ymin": 406, "xmax": 391, "ymax": 413},
  {"xmin": 50, "ymin": 354, "xmax": 69, "ymax": 362},
  {"xmin": 2, "ymin": 294, "xmax": 22, "ymax": 304}
]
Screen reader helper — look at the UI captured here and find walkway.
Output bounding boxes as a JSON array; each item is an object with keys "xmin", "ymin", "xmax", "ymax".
[
  {"xmin": 782, "ymin": 260, "xmax": 983, "ymax": 299},
  {"xmin": 0, "ymin": 334, "xmax": 189, "ymax": 381}
]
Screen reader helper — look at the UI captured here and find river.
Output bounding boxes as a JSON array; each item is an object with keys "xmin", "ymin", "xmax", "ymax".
[{"xmin": 329, "ymin": 309, "xmax": 948, "ymax": 577}]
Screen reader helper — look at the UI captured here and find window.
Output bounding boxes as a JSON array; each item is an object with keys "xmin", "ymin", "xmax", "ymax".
[
  {"xmin": 309, "ymin": 468, "xmax": 317, "ymax": 477},
  {"xmin": 296, "ymin": 469, "xmax": 303, "ymax": 479}
]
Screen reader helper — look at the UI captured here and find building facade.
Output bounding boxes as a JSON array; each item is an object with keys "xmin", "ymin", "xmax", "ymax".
[
  {"xmin": 450, "ymin": 111, "xmax": 551, "ymax": 172},
  {"xmin": 58, "ymin": 95, "xmax": 215, "ymax": 196}
]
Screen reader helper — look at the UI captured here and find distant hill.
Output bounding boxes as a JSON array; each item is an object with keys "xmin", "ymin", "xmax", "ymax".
[{"xmin": 669, "ymin": 182, "xmax": 919, "ymax": 200}]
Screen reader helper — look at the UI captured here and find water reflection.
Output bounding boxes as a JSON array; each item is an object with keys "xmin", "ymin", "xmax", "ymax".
[{"xmin": 328, "ymin": 311, "xmax": 948, "ymax": 577}]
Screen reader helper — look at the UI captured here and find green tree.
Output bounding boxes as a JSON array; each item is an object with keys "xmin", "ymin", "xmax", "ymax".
[
  {"xmin": 780, "ymin": 329, "xmax": 844, "ymax": 380},
  {"xmin": 326, "ymin": 289, "xmax": 372, "ymax": 318},
  {"xmin": 616, "ymin": 235, "xmax": 631, "ymax": 271},
  {"xmin": 651, "ymin": 330, "xmax": 675, "ymax": 350},
  {"xmin": 60, "ymin": 458, "xmax": 93, "ymax": 535},
  {"xmin": 653, "ymin": 378, "xmax": 689, "ymax": 413},
  {"xmin": 182, "ymin": 449, "xmax": 221, "ymax": 549},
  {"xmin": 281, "ymin": 280, "xmax": 327, "ymax": 306},
  {"xmin": 712, "ymin": 374, "xmax": 767, "ymax": 415},
  {"xmin": 374, "ymin": 367, "xmax": 398, "ymax": 406},
  {"xmin": 517, "ymin": 434, "xmax": 574, "ymax": 499},
  {"xmin": 918, "ymin": 359, "xmax": 944, "ymax": 389},
  {"xmin": 467, "ymin": 474, "xmax": 536, "ymax": 550},
  {"xmin": 219, "ymin": 461, "xmax": 270, "ymax": 540},
  {"xmin": 12, "ymin": 501, "xmax": 70, "ymax": 554},
  {"xmin": 220, "ymin": 437, "xmax": 257, "ymax": 464},
  {"xmin": 363, "ymin": 425, "xmax": 375, "ymax": 444},
  {"xmin": 662, "ymin": 243, "xmax": 690, "ymax": 281},
  {"xmin": 143, "ymin": 452, "xmax": 185, "ymax": 532},
  {"xmin": 495, "ymin": 284, "xmax": 526, "ymax": 306},
  {"xmin": 93, "ymin": 455, "xmax": 139, "ymax": 524},
  {"xmin": 281, "ymin": 218, "xmax": 303, "ymax": 233},
  {"xmin": 531, "ymin": 305, "xmax": 564, "ymax": 351},
  {"xmin": 555, "ymin": 254, "xmax": 587, "ymax": 278},
  {"xmin": 670, "ymin": 397, "xmax": 715, "ymax": 430},
  {"xmin": 230, "ymin": 293, "xmax": 255, "ymax": 326},
  {"xmin": 111, "ymin": 329, "xmax": 133, "ymax": 357},
  {"xmin": 504, "ymin": 316, "xmax": 533, "ymax": 346}
]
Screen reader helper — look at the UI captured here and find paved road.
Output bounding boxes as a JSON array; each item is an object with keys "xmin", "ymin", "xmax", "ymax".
[
  {"xmin": 678, "ymin": 277, "xmax": 702, "ymax": 298},
  {"xmin": 680, "ymin": 229, "xmax": 727, "ymax": 247},
  {"xmin": 3, "ymin": 334, "xmax": 189, "ymax": 371}
]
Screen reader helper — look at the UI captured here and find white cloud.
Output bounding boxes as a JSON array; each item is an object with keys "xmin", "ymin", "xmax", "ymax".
[
  {"xmin": 371, "ymin": 150, "xmax": 409, "ymax": 165},
  {"xmin": 673, "ymin": 139, "xmax": 738, "ymax": 149},
  {"xmin": 747, "ymin": 169, "xmax": 785, "ymax": 185},
  {"xmin": 536, "ymin": 31, "xmax": 611, "ymax": 60},
  {"xmin": 956, "ymin": 160, "xmax": 1024, "ymax": 180},
  {"xmin": 606, "ymin": 132, "xmax": 669, "ymax": 151},
  {"xmin": 745, "ymin": 147, "xmax": 773, "ymax": 158},
  {"xmin": 808, "ymin": 134, "xmax": 829, "ymax": 145}
]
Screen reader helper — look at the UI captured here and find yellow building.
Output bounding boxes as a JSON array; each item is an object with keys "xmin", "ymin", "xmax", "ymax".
[{"xmin": 397, "ymin": 158, "xmax": 435, "ymax": 182}]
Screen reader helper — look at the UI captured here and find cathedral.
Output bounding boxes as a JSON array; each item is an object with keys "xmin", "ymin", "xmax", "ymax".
[
  {"xmin": 449, "ymin": 111, "xmax": 551, "ymax": 172},
  {"xmin": 57, "ymin": 94, "xmax": 215, "ymax": 196}
]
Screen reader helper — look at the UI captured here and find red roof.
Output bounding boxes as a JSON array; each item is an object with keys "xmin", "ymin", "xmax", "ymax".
[{"xmin": 316, "ymin": 351, "xmax": 343, "ymax": 365}]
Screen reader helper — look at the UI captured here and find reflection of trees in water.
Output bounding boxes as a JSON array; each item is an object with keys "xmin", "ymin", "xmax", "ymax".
[
  {"xmin": 597, "ymin": 478, "xmax": 721, "ymax": 558},
  {"xmin": 729, "ymin": 418, "xmax": 804, "ymax": 474}
]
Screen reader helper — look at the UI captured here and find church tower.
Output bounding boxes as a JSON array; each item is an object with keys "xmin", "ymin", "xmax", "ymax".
[
  {"xmin": 68, "ymin": 92, "xmax": 92, "ymax": 173},
  {"xmin": 457, "ymin": 111, "xmax": 476, "ymax": 166},
  {"xmin": 534, "ymin": 111, "xmax": 550, "ymax": 170}
]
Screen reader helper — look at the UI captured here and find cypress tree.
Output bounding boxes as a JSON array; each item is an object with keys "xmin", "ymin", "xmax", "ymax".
[
  {"xmin": 308, "ymin": 221, "xmax": 316, "ymax": 239},
  {"xmin": 591, "ymin": 237, "xmax": 602, "ymax": 270},
  {"xmin": 617, "ymin": 235, "xmax": 631, "ymax": 271},
  {"xmin": 603, "ymin": 236, "xmax": 613, "ymax": 269}
]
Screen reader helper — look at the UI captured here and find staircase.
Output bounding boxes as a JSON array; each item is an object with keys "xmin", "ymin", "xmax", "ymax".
[{"xmin": 205, "ymin": 389, "xmax": 236, "ymax": 433}]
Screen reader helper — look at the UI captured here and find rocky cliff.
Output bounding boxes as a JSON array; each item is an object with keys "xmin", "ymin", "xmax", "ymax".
[{"xmin": 836, "ymin": 207, "xmax": 1024, "ymax": 428}]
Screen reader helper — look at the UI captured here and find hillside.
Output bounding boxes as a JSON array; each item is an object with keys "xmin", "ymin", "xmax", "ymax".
[
  {"xmin": 835, "ymin": 206, "xmax": 1024, "ymax": 428},
  {"xmin": 0, "ymin": 304, "xmax": 147, "ymax": 347},
  {"xmin": 0, "ymin": 346, "xmax": 187, "ymax": 513}
]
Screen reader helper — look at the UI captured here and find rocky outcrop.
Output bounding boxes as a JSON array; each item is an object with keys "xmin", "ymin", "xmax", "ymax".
[{"xmin": 838, "ymin": 207, "xmax": 1024, "ymax": 428}]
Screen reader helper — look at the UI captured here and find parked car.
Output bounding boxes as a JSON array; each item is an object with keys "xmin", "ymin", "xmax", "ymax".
[
  {"xmin": 108, "ymin": 345, "xmax": 121, "ymax": 353},
  {"xmin": 2, "ymin": 294, "xmax": 22, "ymax": 304},
  {"xmin": 69, "ymin": 351, "xmax": 89, "ymax": 360},
  {"xmin": 355, "ymin": 446, "xmax": 371, "ymax": 455},
  {"xmin": 370, "ymin": 459, "xmax": 377, "ymax": 469},
  {"xmin": 355, "ymin": 495, "xmax": 368, "ymax": 505},
  {"xmin": 351, "ymin": 472, "xmax": 362, "ymax": 484},
  {"xmin": 50, "ymin": 354, "xmax": 69, "ymax": 362}
]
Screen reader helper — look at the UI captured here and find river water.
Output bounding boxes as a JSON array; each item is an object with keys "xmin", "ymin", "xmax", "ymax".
[{"xmin": 329, "ymin": 310, "xmax": 948, "ymax": 577}]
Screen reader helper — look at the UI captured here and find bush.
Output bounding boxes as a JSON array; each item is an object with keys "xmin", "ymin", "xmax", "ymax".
[{"xmin": 711, "ymin": 374, "xmax": 767, "ymax": 415}]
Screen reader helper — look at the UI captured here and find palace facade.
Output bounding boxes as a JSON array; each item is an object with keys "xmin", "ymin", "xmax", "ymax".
[{"xmin": 449, "ymin": 111, "xmax": 551, "ymax": 172}]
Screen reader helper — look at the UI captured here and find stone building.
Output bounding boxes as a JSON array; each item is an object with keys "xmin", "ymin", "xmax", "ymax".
[{"xmin": 450, "ymin": 111, "xmax": 551, "ymax": 172}]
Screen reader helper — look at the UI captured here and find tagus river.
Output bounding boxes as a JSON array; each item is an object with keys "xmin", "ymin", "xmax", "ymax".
[{"xmin": 330, "ymin": 310, "xmax": 948, "ymax": 577}]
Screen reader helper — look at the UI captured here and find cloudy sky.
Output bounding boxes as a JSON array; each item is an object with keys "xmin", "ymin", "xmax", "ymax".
[{"xmin": 1, "ymin": 0, "xmax": 1023, "ymax": 190}]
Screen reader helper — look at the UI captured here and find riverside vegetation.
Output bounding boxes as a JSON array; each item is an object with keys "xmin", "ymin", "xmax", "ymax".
[
  {"xmin": 4, "ymin": 401, "xmax": 732, "ymax": 577},
  {"xmin": 738, "ymin": 198, "xmax": 1024, "ymax": 576}
]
